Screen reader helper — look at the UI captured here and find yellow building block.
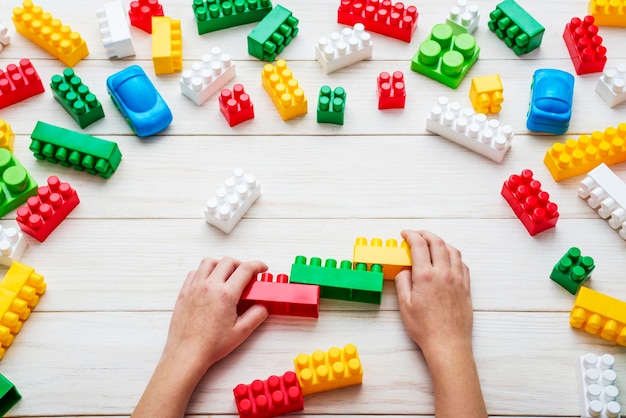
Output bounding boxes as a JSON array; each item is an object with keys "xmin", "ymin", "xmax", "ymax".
[
  {"xmin": 544, "ymin": 123, "xmax": 626, "ymax": 182},
  {"xmin": 588, "ymin": 0, "xmax": 626, "ymax": 27},
  {"xmin": 294, "ymin": 343, "xmax": 363, "ymax": 395},
  {"xmin": 261, "ymin": 60, "xmax": 307, "ymax": 121},
  {"xmin": 152, "ymin": 16, "xmax": 182, "ymax": 75},
  {"xmin": 469, "ymin": 74, "xmax": 504, "ymax": 114},
  {"xmin": 353, "ymin": 237, "xmax": 412, "ymax": 280},
  {"xmin": 570, "ymin": 287, "xmax": 626, "ymax": 346},
  {"xmin": 0, "ymin": 120, "xmax": 15, "ymax": 153},
  {"xmin": 12, "ymin": 0, "xmax": 88, "ymax": 67}
]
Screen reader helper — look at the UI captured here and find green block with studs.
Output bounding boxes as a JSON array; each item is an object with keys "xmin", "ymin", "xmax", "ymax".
[
  {"xmin": 550, "ymin": 247, "xmax": 595, "ymax": 295},
  {"xmin": 247, "ymin": 4, "xmax": 299, "ymax": 61},
  {"xmin": 0, "ymin": 148, "xmax": 37, "ymax": 217},
  {"xmin": 317, "ymin": 86, "xmax": 346, "ymax": 125},
  {"xmin": 50, "ymin": 68, "xmax": 105, "ymax": 129},
  {"xmin": 0, "ymin": 373, "xmax": 21, "ymax": 416},
  {"xmin": 192, "ymin": 0, "xmax": 273, "ymax": 35},
  {"xmin": 487, "ymin": 0, "xmax": 544, "ymax": 55}
]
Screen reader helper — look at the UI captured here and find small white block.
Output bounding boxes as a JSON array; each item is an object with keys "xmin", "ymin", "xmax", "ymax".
[
  {"xmin": 96, "ymin": 0, "xmax": 136, "ymax": 59},
  {"xmin": 315, "ymin": 23, "xmax": 373, "ymax": 74},
  {"xmin": 425, "ymin": 96, "xmax": 513, "ymax": 163},
  {"xmin": 578, "ymin": 353, "xmax": 623, "ymax": 418},
  {"xmin": 0, "ymin": 224, "xmax": 27, "ymax": 267},
  {"xmin": 446, "ymin": 0, "xmax": 480, "ymax": 34},
  {"xmin": 0, "ymin": 23, "xmax": 11, "ymax": 50},
  {"xmin": 180, "ymin": 47, "xmax": 236, "ymax": 106},
  {"xmin": 596, "ymin": 64, "xmax": 626, "ymax": 108},
  {"xmin": 204, "ymin": 169, "xmax": 261, "ymax": 234}
]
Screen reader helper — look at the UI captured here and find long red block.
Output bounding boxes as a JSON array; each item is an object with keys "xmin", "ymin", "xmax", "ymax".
[
  {"xmin": 0, "ymin": 59, "xmax": 44, "ymax": 110},
  {"xmin": 337, "ymin": 0, "xmax": 418, "ymax": 42},
  {"xmin": 128, "ymin": 0, "xmax": 164, "ymax": 33},
  {"xmin": 377, "ymin": 71, "xmax": 405, "ymax": 109},
  {"xmin": 16, "ymin": 176, "xmax": 80, "ymax": 242},
  {"xmin": 219, "ymin": 84, "xmax": 255, "ymax": 127},
  {"xmin": 233, "ymin": 371, "xmax": 303, "ymax": 418},
  {"xmin": 563, "ymin": 16, "xmax": 607, "ymax": 75}
]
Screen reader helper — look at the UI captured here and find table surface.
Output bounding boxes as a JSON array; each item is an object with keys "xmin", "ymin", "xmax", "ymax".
[{"xmin": 1, "ymin": 0, "xmax": 625, "ymax": 417}]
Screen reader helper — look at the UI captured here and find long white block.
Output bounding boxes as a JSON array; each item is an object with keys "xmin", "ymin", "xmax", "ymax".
[
  {"xmin": 315, "ymin": 23, "xmax": 373, "ymax": 74},
  {"xmin": 180, "ymin": 47, "xmax": 236, "ymax": 106},
  {"xmin": 446, "ymin": 0, "xmax": 480, "ymax": 34},
  {"xmin": 96, "ymin": 0, "xmax": 135, "ymax": 59},
  {"xmin": 0, "ymin": 224, "xmax": 27, "ymax": 267},
  {"xmin": 596, "ymin": 63, "xmax": 626, "ymax": 108},
  {"xmin": 578, "ymin": 353, "xmax": 622, "ymax": 418}
]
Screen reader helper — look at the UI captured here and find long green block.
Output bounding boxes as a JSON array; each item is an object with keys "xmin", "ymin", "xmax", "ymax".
[
  {"xmin": 317, "ymin": 86, "xmax": 346, "ymax": 125},
  {"xmin": 192, "ymin": 0, "xmax": 273, "ymax": 35},
  {"xmin": 50, "ymin": 68, "xmax": 105, "ymax": 129},
  {"xmin": 0, "ymin": 148, "xmax": 38, "ymax": 217},
  {"xmin": 289, "ymin": 256, "xmax": 384, "ymax": 304},
  {"xmin": 30, "ymin": 121, "xmax": 122, "ymax": 179},
  {"xmin": 487, "ymin": 0, "xmax": 544, "ymax": 55},
  {"xmin": 550, "ymin": 247, "xmax": 595, "ymax": 295},
  {"xmin": 247, "ymin": 4, "xmax": 299, "ymax": 61},
  {"xmin": 0, "ymin": 373, "xmax": 21, "ymax": 416}
]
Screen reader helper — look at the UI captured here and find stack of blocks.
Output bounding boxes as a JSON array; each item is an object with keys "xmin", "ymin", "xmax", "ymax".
[
  {"xmin": 487, "ymin": 0, "xmax": 545, "ymax": 55},
  {"xmin": 0, "ymin": 23, "xmax": 10, "ymax": 52},
  {"xmin": 192, "ymin": 0, "xmax": 272, "ymax": 35},
  {"xmin": 577, "ymin": 353, "xmax": 622, "ymax": 417},
  {"xmin": 446, "ymin": 0, "xmax": 480, "ymax": 34},
  {"xmin": 315, "ymin": 24, "xmax": 373, "ymax": 74},
  {"xmin": 0, "ymin": 120, "xmax": 15, "ymax": 152},
  {"xmin": 570, "ymin": 287, "xmax": 626, "ymax": 346},
  {"xmin": 128, "ymin": 0, "xmax": 164, "ymax": 33},
  {"xmin": 180, "ymin": 47, "xmax": 236, "ymax": 106},
  {"xmin": 550, "ymin": 247, "xmax": 595, "ymax": 294},
  {"xmin": 248, "ymin": 5, "xmax": 299, "ymax": 62},
  {"xmin": 469, "ymin": 74, "xmax": 503, "ymax": 114},
  {"xmin": 588, "ymin": 0, "xmax": 626, "ymax": 27},
  {"xmin": 337, "ymin": 0, "xmax": 418, "ymax": 42},
  {"xmin": 377, "ymin": 71, "xmax": 405, "ymax": 109},
  {"xmin": 50, "ymin": 68, "xmax": 105, "ymax": 129},
  {"xmin": 0, "ymin": 59, "xmax": 44, "ymax": 110},
  {"xmin": 0, "ymin": 225, "xmax": 27, "ymax": 268},
  {"xmin": 261, "ymin": 60, "xmax": 307, "ymax": 121},
  {"xmin": 563, "ymin": 16, "xmax": 607, "ymax": 75},
  {"xmin": 0, "ymin": 149, "xmax": 38, "ymax": 217},
  {"xmin": 317, "ymin": 86, "xmax": 346, "ymax": 125},
  {"xmin": 219, "ymin": 84, "xmax": 255, "ymax": 127},
  {"xmin": 152, "ymin": 16, "xmax": 182, "ymax": 75},
  {"xmin": 96, "ymin": 0, "xmax": 136, "ymax": 59},
  {"xmin": 596, "ymin": 63, "xmax": 626, "ymax": 108},
  {"xmin": 352, "ymin": 237, "xmax": 412, "ymax": 280}
]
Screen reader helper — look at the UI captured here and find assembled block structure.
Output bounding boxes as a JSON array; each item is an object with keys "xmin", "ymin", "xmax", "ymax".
[
  {"xmin": 550, "ymin": 247, "xmax": 595, "ymax": 294},
  {"xmin": 0, "ymin": 373, "xmax": 21, "ymax": 416},
  {"xmin": 596, "ymin": 63, "xmax": 626, "ymax": 108},
  {"xmin": 377, "ymin": 71, "xmax": 405, "ymax": 110},
  {"xmin": 233, "ymin": 371, "xmax": 303, "ymax": 418},
  {"xmin": 0, "ymin": 149, "xmax": 38, "ymax": 217},
  {"xmin": 570, "ymin": 286, "xmax": 626, "ymax": 346},
  {"xmin": 180, "ymin": 47, "xmax": 236, "ymax": 106},
  {"xmin": 261, "ymin": 60, "xmax": 307, "ymax": 121},
  {"xmin": 0, "ymin": 23, "xmax": 10, "ymax": 52},
  {"xmin": 563, "ymin": 16, "xmax": 607, "ymax": 75},
  {"xmin": 337, "ymin": 0, "xmax": 418, "ymax": 42},
  {"xmin": 152, "ymin": 17, "xmax": 182, "ymax": 75},
  {"xmin": 446, "ymin": 0, "xmax": 480, "ymax": 34},
  {"xmin": 487, "ymin": 0, "xmax": 545, "ymax": 55},
  {"xmin": 0, "ymin": 120, "xmax": 15, "ymax": 152},
  {"xmin": 219, "ymin": 84, "xmax": 254, "ymax": 127},
  {"xmin": 469, "ymin": 74, "xmax": 503, "ymax": 114},
  {"xmin": 588, "ymin": 0, "xmax": 626, "ymax": 27},
  {"xmin": 578, "ymin": 353, "xmax": 622, "ymax": 418},
  {"xmin": 353, "ymin": 237, "xmax": 411, "ymax": 279},
  {"xmin": 128, "ymin": 0, "xmax": 164, "ymax": 33},
  {"xmin": 294, "ymin": 343, "xmax": 363, "ymax": 395},
  {"xmin": 316, "ymin": 24, "xmax": 373, "ymax": 74},
  {"xmin": 192, "ymin": 0, "xmax": 272, "ymax": 35},
  {"xmin": 317, "ymin": 86, "xmax": 346, "ymax": 125},
  {"xmin": 0, "ymin": 59, "xmax": 44, "ymax": 110},
  {"xmin": 248, "ymin": 5, "xmax": 299, "ymax": 62},
  {"xmin": 0, "ymin": 225, "xmax": 27, "ymax": 268},
  {"xmin": 51, "ymin": 68, "xmax": 105, "ymax": 128},
  {"xmin": 96, "ymin": 0, "xmax": 136, "ymax": 59}
]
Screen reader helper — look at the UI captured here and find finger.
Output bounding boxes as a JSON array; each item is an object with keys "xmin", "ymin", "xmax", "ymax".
[
  {"xmin": 417, "ymin": 230, "xmax": 450, "ymax": 268},
  {"xmin": 446, "ymin": 243, "xmax": 465, "ymax": 280},
  {"xmin": 207, "ymin": 257, "xmax": 240, "ymax": 283},
  {"xmin": 226, "ymin": 260, "xmax": 269, "ymax": 296},
  {"xmin": 401, "ymin": 230, "xmax": 432, "ymax": 268},
  {"xmin": 395, "ymin": 267, "xmax": 412, "ymax": 306},
  {"xmin": 234, "ymin": 304, "xmax": 269, "ymax": 339},
  {"xmin": 194, "ymin": 257, "xmax": 220, "ymax": 283}
]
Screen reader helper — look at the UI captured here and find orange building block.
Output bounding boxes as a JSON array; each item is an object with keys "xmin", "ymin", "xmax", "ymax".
[
  {"xmin": 151, "ymin": 16, "xmax": 182, "ymax": 75},
  {"xmin": 469, "ymin": 74, "xmax": 504, "ymax": 114},
  {"xmin": 353, "ymin": 237, "xmax": 411, "ymax": 280},
  {"xmin": 588, "ymin": 0, "xmax": 626, "ymax": 27},
  {"xmin": 294, "ymin": 343, "xmax": 363, "ymax": 395},
  {"xmin": 261, "ymin": 60, "xmax": 307, "ymax": 121},
  {"xmin": 570, "ymin": 286, "xmax": 626, "ymax": 346},
  {"xmin": 544, "ymin": 122, "xmax": 626, "ymax": 181},
  {"xmin": 0, "ymin": 120, "xmax": 14, "ymax": 152}
]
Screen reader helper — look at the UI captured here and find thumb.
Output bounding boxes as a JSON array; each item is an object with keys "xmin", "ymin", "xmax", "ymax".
[
  {"xmin": 235, "ymin": 304, "xmax": 269, "ymax": 339},
  {"xmin": 395, "ymin": 267, "xmax": 412, "ymax": 304}
]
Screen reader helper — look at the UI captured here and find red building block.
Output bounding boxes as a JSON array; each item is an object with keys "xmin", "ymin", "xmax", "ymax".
[
  {"xmin": 501, "ymin": 169, "xmax": 559, "ymax": 236},
  {"xmin": 128, "ymin": 0, "xmax": 164, "ymax": 33},
  {"xmin": 219, "ymin": 84, "xmax": 255, "ymax": 127},
  {"xmin": 377, "ymin": 71, "xmax": 405, "ymax": 110},
  {"xmin": 563, "ymin": 16, "xmax": 607, "ymax": 75},
  {"xmin": 337, "ymin": 0, "xmax": 418, "ymax": 43},
  {"xmin": 233, "ymin": 371, "xmax": 303, "ymax": 418},
  {"xmin": 16, "ymin": 176, "xmax": 79, "ymax": 242},
  {"xmin": 237, "ymin": 272, "xmax": 319, "ymax": 318},
  {"xmin": 0, "ymin": 59, "xmax": 44, "ymax": 110}
]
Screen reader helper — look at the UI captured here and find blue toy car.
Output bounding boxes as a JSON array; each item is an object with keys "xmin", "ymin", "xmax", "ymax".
[
  {"xmin": 106, "ymin": 65, "xmax": 173, "ymax": 137},
  {"xmin": 526, "ymin": 69, "xmax": 574, "ymax": 135}
]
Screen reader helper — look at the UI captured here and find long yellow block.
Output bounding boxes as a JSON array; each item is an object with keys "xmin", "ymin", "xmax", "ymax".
[
  {"xmin": 588, "ymin": 0, "xmax": 626, "ymax": 27},
  {"xmin": 294, "ymin": 343, "xmax": 363, "ymax": 395},
  {"xmin": 0, "ymin": 120, "xmax": 14, "ymax": 152},
  {"xmin": 353, "ymin": 237, "xmax": 412, "ymax": 280},
  {"xmin": 152, "ymin": 16, "xmax": 182, "ymax": 75},
  {"xmin": 261, "ymin": 60, "xmax": 307, "ymax": 121},
  {"xmin": 570, "ymin": 286, "xmax": 626, "ymax": 346}
]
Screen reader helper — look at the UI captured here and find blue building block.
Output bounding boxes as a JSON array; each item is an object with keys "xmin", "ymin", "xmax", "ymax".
[{"xmin": 526, "ymin": 69, "xmax": 574, "ymax": 135}]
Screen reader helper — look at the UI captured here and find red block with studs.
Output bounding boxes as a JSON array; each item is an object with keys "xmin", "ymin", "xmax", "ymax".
[
  {"xmin": 377, "ymin": 71, "xmax": 405, "ymax": 110},
  {"xmin": 233, "ymin": 371, "xmax": 304, "ymax": 418},
  {"xmin": 219, "ymin": 84, "xmax": 255, "ymax": 127},
  {"xmin": 128, "ymin": 0, "xmax": 164, "ymax": 33},
  {"xmin": 337, "ymin": 0, "xmax": 418, "ymax": 42},
  {"xmin": 0, "ymin": 59, "xmax": 44, "ymax": 110},
  {"xmin": 562, "ymin": 15, "xmax": 607, "ymax": 75}
]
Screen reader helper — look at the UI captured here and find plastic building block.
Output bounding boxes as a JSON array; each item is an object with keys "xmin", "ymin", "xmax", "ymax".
[
  {"xmin": 0, "ymin": 120, "xmax": 15, "ymax": 153},
  {"xmin": 96, "ymin": 0, "xmax": 136, "ymax": 59},
  {"xmin": 50, "ymin": 68, "xmax": 105, "ymax": 129},
  {"xmin": 0, "ymin": 23, "xmax": 10, "ymax": 52},
  {"xmin": 0, "ymin": 262, "xmax": 46, "ymax": 360},
  {"xmin": 446, "ymin": 0, "xmax": 480, "ymax": 34},
  {"xmin": 219, "ymin": 84, "xmax": 255, "ymax": 127},
  {"xmin": 294, "ymin": 343, "xmax": 363, "ymax": 395},
  {"xmin": 501, "ymin": 169, "xmax": 559, "ymax": 236},
  {"xmin": 317, "ymin": 86, "xmax": 346, "ymax": 125},
  {"xmin": 543, "ymin": 123, "xmax": 626, "ymax": 182},
  {"xmin": 152, "ymin": 17, "xmax": 182, "ymax": 75},
  {"xmin": 233, "ymin": 371, "xmax": 303, "ymax": 418},
  {"xmin": 16, "ymin": 176, "xmax": 80, "ymax": 243},
  {"xmin": 578, "ymin": 353, "xmax": 622, "ymax": 418},
  {"xmin": 237, "ymin": 272, "xmax": 320, "ymax": 318},
  {"xmin": 290, "ymin": 256, "xmax": 383, "ymax": 304},
  {"xmin": 0, "ymin": 59, "xmax": 44, "ymax": 110},
  {"xmin": 469, "ymin": 74, "xmax": 503, "ymax": 114},
  {"xmin": 0, "ymin": 149, "xmax": 38, "ymax": 218},
  {"xmin": 30, "ymin": 121, "xmax": 123, "ymax": 179},
  {"xmin": 550, "ymin": 247, "xmax": 595, "ymax": 295},
  {"xmin": 0, "ymin": 225, "xmax": 27, "ymax": 268},
  {"xmin": 337, "ymin": 0, "xmax": 418, "ymax": 43},
  {"xmin": 426, "ymin": 96, "xmax": 513, "ymax": 163},
  {"xmin": 192, "ymin": 0, "xmax": 272, "ymax": 35},
  {"xmin": 128, "ymin": 0, "xmax": 163, "ymax": 33},
  {"xmin": 12, "ymin": 1, "xmax": 89, "ymax": 67},
  {"xmin": 527, "ymin": 69, "xmax": 574, "ymax": 135},
  {"xmin": 588, "ymin": 0, "xmax": 626, "ymax": 27},
  {"xmin": 0, "ymin": 373, "xmax": 21, "ymax": 416},
  {"xmin": 410, "ymin": 23, "xmax": 479, "ymax": 89},
  {"xmin": 180, "ymin": 47, "xmax": 236, "ymax": 106},
  {"xmin": 578, "ymin": 163, "xmax": 626, "ymax": 240},
  {"xmin": 316, "ymin": 23, "xmax": 373, "ymax": 74},
  {"xmin": 570, "ymin": 286, "xmax": 626, "ymax": 346},
  {"xmin": 563, "ymin": 16, "xmax": 607, "ymax": 76},
  {"xmin": 377, "ymin": 71, "xmax": 405, "ymax": 110},
  {"xmin": 596, "ymin": 63, "xmax": 626, "ymax": 108},
  {"xmin": 353, "ymin": 237, "xmax": 411, "ymax": 280},
  {"xmin": 204, "ymin": 168, "xmax": 261, "ymax": 233},
  {"xmin": 261, "ymin": 60, "xmax": 307, "ymax": 121},
  {"xmin": 487, "ymin": 0, "xmax": 544, "ymax": 55},
  {"xmin": 247, "ymin": 5, "xmax": 299, "ymax": 62}
]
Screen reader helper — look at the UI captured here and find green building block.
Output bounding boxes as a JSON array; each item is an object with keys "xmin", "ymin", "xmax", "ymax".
[
  {"xmin": 0, "ymin": 148, "xmax": 38, "ymax": 217},
  {"xmin": 0, "ymin": 373, "xmax": 21, "ymax": 416},
  {"xmin": 317, "ymin": 86, "xmax": 346, "ymax": 125},
  {"xmin": 247, "ymin": 4, "xmax": 299, "ymax": 62},
  {"xmin": 487, "ymin": 0, "xmax": 545, "ymax": 55},
  {"xmin": 289, "ymin": 256, "xmax": 384, "ymax": 304},
  {"xmin": 192, "ymin": 0, "xmax": 273, "ymax": 35},
  {"xmin": 550, "ymin": 247, "xmax": 595, "ymax": 295},
  {"xmin": 410, "ymin": 23, "xmax": 479, "ymax": 89},
  {"xmin": 30, "ymin": 121, "xmax": 122, "ymax": 179},
  {"xmin": 50, "ymin": 68, "xmax": 105, "ymax": 129}
]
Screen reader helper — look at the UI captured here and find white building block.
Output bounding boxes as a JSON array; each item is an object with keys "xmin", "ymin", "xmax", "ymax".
[
  {"xmin": 446, "ymin": 0, "xmax": 480, "ymax": 34},
  {"xmin": 596, "ymin": 64, "xmax": 626, "ymax": 108},
  {"xmin": 0, "ymin": 23, "xmax": 11, "ymax": 52},
  {"xmin": 180, "ymin": 47, "xmax": 236, "ymax": 106},
  {"xmin": 578, "ymin": 353, "xmax": 622, "ymax": 418},
  {"xmin": 96, "ymin": 0, "xmax": 136, "ymax": 59},
  {"xmin": 578, "ymin": 163, "xmax": 626, "ymax": 240},
  {"xmin": 0, "ymin": 224, "xmax": 27, "ymax": 267},
  {"xmin": 315, "ymin": 23, "xmax": 373, "ymax": 74},
  {"xmin": 425, "ymin": 96, "xmax": 514, "ymax": 163},
  {"xmin": 204, "ymin": 169, "xmax": 260, "ymax": 234}
]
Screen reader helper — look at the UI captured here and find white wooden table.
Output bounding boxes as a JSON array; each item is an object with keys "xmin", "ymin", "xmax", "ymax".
[{"xmin": 0, "ymin": 0, "xmax": 625, "ymax": 417}]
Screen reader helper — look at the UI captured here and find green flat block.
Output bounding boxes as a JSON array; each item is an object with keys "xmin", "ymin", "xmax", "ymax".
[
  {"xmin": 289, "ymin": 256, "xmax": 384, "ymax": 304},
  {"xmin": 410, "ymin": 23, "xmax": 479, "ymax": 89},
  {"xmin": 487, "ymin": 0, "xmax": 544, "ymax": 55},
  {"xmin": 247, "ymin": 4, "xmax": 299, "ymax": 61},
  {"xmin": 0, "ymin": 373, "xmax": 21, "ymax": 416},
  {"xmin": 550, "ymin": 247, "xmax": 595, "ymax": 295},
  {"xmin": 0, "ymin": 148, "xmax": 38, "ymax": 217},
  {"xmin": 193, "ymin": 0, "xmax": 272, "ymax": 35},
  {"xmin": 317, "ymin": 86, "xmax": 346, "ymax": 125},
  {"xmin": 50, "ymin": 68, "xmax": 105, "ymax": 129},
  {"xmin": 29, "ymin": 121, "xmax": 122, "ymax": 179}
]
